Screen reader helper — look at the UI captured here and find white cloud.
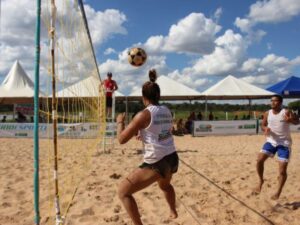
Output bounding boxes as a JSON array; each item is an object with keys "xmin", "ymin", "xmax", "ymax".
[
  {"xmin": 84, "ymin": 7, "xmax": 127, "ymax": 45},
  {"xmin": 168, "ymin": 70, "xmax": 210, "ymax": 91},
  {"xmin": 249, "ymin": 0, "xmax": 300, "ymax": 23},
  {"xmin": 239, "ymin": 54, "xmax": 300, "ymax": 86},
  {"xmin": 213, "ymin": 7, "xmax": 223, "ymax": 22},
  {"xmin": 241, "ymin": 74, "xmax": 273, "ymax": 85},
  {"xmin": 104, "ymin": 48, "xmax": 117, "ymax": 55},
  {"xmin": 144, "ymin": 36, "xmax": 166, "ymax": 54},
  {"xmin": 291, "ymin": 56, "xmax": 300, "ymax": 65},
  {"xmin": 240, "ymin": 58, "xmax": 260, "ymax": 73},
  {"xmin": 0, "ymin": 0, "xmax": 127, "ymax": 89},
  {"xmin": 101, "ymin": 11, "xmax": 223, "ymax": 94},
  {"xmin": 145, "ymin": 13, "xmax": 221, "ymax": 55},
  {"xmin": 234, "ymin": 17, "xmax": 252, "ymax": 33},
  {"xmin": 183, "ymin": 30, "xmax": 247, "ymax": 76},
  {"xmin": 235, "ymin": 0, "xmax": 300, "ymax": 32},
  {"xmin": 261, "ymin": 54, "xmax": 289, "ymax": 67}
]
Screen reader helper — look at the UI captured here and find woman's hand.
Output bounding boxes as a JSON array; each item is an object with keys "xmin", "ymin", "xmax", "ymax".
[{"xmin": 136, "ymin": 131, "xmax": 142, "ymax": 141}]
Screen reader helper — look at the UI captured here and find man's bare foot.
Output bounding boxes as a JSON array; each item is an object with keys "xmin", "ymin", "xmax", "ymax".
[
  {"xmin": 252, "ymin": 180, "xmax": 264, "ymax": 195},
  {"xmin": 169, "ymin": 210, "xmax": 178, "ymax": 219},
  {"xmin": 271, "ymin": 193, "xmax": 280, "ymax": 200}
]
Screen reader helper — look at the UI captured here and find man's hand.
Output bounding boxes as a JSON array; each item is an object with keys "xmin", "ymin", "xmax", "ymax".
[
  {"xmin": 284, "ymin": 111, "xmax": 299, "ymax": 124},
  {"xmin": 284, "ymin": 112, "xmax": 292, "ymax": 123}
]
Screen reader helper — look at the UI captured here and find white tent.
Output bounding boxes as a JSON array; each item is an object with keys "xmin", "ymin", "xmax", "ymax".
[
  {"xmin": 200, "ymin": 75, "xmax": 275, "ymax": 119},
  {"xmin": 56, "ymin": 76, "xmax": 125, "ymax": 98},
  {"xmin": 201, "ymin": 75, "xmax": 274, "ymax": 99},
  {"xmin": 129, "ymin": 75, "xmax": 201, "ymax": 100},
  {"xmin": 0, "ymin": 60, "xmax": 43, "ymax": 103},
  {"xmin": 0, "ymin": 60, "xmax": 35, "ymax": 97}
]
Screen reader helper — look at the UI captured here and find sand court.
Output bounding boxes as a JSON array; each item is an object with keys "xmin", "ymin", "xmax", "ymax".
[{"xmin": 0, "ymin": 133, "xmax": 300, "ymax": 225}]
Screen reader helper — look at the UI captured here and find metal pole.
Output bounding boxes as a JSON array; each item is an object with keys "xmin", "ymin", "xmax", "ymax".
[
  {"xmin": 50, "ymin": 1, "xmax": 62, "ymax": 224},
  {"xmin": 125, "ymin": 97, "xmax": 128, "ymax": 125},
  {"xmin": 112, "ymin": 93, "xmax": 115, "ymax": 121},
  {"xmin": 205, "ymin": 98, "xmax": 208, "ymax": 120},
  {"xmin": 33, "ymin": 0, "xmax": 41, "ymax": 224},
  {"xmin": 249, "ymin": 99, "xmax": 252, "ymax": 119}
]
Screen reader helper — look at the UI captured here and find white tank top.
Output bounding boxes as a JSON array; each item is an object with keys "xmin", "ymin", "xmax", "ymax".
[
  {"xmin": 266, "ymin": 108, "xmax": 292, "ymax": 147},
  {"xmin": 140, "ymin": 105, "xmax": 176, "ymax": 164}
]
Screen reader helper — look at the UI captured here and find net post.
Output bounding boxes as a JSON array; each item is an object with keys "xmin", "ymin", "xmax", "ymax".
[{"xmin": 33, "ymin": 0, "xmax": 41, "ymax": 224}]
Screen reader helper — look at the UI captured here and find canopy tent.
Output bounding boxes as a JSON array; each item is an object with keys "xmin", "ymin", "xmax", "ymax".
[
  {"xmin": 0, "ymin": 60, "xmax": 43, "ymax": 104},
  {"xmin": 55, "ymin": 76, "xmax": 125, "ymax": 99},
  {"xmin": 201, "ymin": 75, "xmax": 275, "ymax": 100},
  {"xmin": 266, "ymin": 76, "xmax": 300, "ymax": 98},
  {"xmin": 200, "ymin": 75, "xmax": 275, "ymax": 119},
  {"xmin": 128, "ymin": 75, "xmax": 201, "ymax": 101},
  {"xmin": 50, "ymin": 76, "xmax": 125, "ymax": 121}
]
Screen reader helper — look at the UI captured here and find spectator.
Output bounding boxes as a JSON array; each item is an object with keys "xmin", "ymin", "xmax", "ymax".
[
  {"xmin": 176, "ymin": 118, "xmax": 185, "ymax": 136},
  {"xmin": 189, "ymin": 112, "xmax": 196, "ymax": 121},
  {"xmin": 234, "ymin": 115, "xmax": 238, "ymax": 120},
  {"xmin": 16, "ymin": 111, "xmax": 27, "ymax": 123},
  {"xmin": 184, "ymin": 112, "xmax": 196, "ymax": 134},
  {"xmin": 184, "ymin": 118, "xmax": 192, "ymax": 134},
  {"xmin": 1, "ymin": 116, "xmax": 7, "ymax": 123},
  {"xmin": 197, "ymin": 112, "xmax": 203, "ymax": 120},
  {"xmin": 208, "ymin": 111, "xmax": 214, "ymax": 121}
]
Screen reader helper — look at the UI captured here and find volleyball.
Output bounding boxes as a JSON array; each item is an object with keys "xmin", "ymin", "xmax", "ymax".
[{"xmin": 128, "ymin": 47, "xmax": 147, "ymax": 67}]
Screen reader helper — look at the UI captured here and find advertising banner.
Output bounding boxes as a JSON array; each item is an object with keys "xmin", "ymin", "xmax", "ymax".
[
  {"xmin": 14, "ymin": 104, "xmax": 34, "ymax": 115},
  {"xmin": 0, "ymin": 123, "xmax": 106, "ymax": 138},
  {"xmin": 193, "ymin": 120, "xmax": 258, "ymax": 136}
]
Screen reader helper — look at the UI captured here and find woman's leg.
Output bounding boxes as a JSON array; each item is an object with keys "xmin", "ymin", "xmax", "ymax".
[
  {"xmin": 118, "ymin": 168, "xmax": 160, "ymax": 225},
  {"xmin": 157, "ymin": 172, "xmax": 178, "ymax": 219}
]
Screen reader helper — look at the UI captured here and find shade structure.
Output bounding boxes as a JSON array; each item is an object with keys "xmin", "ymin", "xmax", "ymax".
[
  {"xmin": 129, "ymin": 75, "xmax": 201, "ymax": 101},
  {"xmin": 55, "ymin": 76, "xmax": 125, "ymax": 99},
  {"xmin": 266, "ymin": 76, "xmax": 300, "ymax": 98},
  {"xmin": 201, "ymin": 75, "xmax": 275, "ymax": 100},
  {"xmin": 0, "ymin": 60, "xmax": 44, "ymax": 103}
]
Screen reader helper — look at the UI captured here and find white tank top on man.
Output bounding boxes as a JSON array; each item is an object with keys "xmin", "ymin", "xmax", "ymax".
[
  {"xmin": 140, "ymin": 105, "xmax": 176, "ymax": 164},
  {"xmin": 266, "ymin": 108, "xmax": 292, "ymax": 147}
]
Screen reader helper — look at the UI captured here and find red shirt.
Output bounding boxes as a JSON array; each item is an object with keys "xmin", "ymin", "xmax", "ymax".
[{"xmin": 103, "ymin": 79, "xmax": 117, "ymax": 97}]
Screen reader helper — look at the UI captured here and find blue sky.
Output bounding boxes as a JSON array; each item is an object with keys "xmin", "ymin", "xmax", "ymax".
[{"xmin": 1, "ymin": 0, "xmax": 300, "ymax": 95}]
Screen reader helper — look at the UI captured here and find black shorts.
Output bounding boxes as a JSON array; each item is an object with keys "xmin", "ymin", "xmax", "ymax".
[
  {"xmin": 106, "ymin": 96, "xmax": 112, "ymax": 108},
  {"xmin": 139, "ymin": 152, "xmax": 179, "ymax": 178}
]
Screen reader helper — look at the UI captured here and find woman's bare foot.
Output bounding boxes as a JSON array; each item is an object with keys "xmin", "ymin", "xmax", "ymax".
[
  {"xmin": 169, "ymin": 210, "xmax": 178, "ymax": 219},
  {"xmin": 271, "ymin": 193, "xmax": 280, "ymax": 200},
  {"xmin": 252, "ymin": 180, "xmax": 264, "ymax": 195}
]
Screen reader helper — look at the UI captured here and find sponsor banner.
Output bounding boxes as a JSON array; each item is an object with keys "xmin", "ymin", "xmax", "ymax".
[
  {"xmin": 290, "ymin": 124, "xmax": 300, "ymax": 132},
  {"xmin": 193, "ymin": 120, "xmax": 258, "ymax": 136},
  {"xmin": 14, "ymin": 104, "xmax": 34, "ymax": 115},
  {"xmin": 0, "ymin": 123, "xmax": 108, "ymax": 138}
]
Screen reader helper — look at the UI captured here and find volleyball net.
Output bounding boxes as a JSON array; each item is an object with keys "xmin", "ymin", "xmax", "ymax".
[{"xmin": 37, "ymin": 0, "xmax": 106, "ymax": 224}]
